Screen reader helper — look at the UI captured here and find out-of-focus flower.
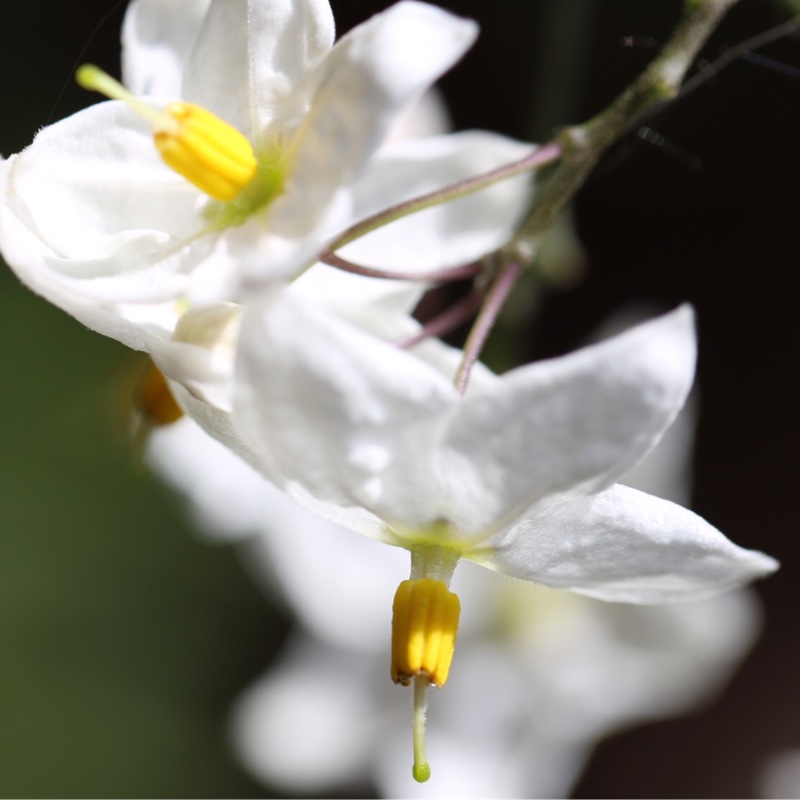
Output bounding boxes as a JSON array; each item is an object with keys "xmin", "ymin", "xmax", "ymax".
[{"xmin": 760, "ymin": 749, "xmax": 800, "ymax": 798}]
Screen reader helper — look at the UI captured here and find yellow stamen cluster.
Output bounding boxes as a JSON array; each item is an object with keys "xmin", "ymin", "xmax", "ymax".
[
  {"xmin": 76, "ymin": 64, "xmax": 258, "ymax": 201},
  {"xmin": 391, "ymin": 578, "xmax": 460, "ymax": 689},
  {"xmin": 155, "ymin": 102, "xmax": 258, "ymax": 201}
]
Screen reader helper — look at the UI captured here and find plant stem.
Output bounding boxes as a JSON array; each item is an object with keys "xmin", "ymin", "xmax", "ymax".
[
  {"xmin": 398, "ymin": 290, "xmax": 484, "ymax": 349},
  {"xmin": 453, "ymin": 261, "xmax": 523, "ymax": 394},
  {"xmin": 319, "ymin": 251, "xmax": 483, "ymax": 283},
  {"xmin": 326, "ymin": 142, "xmax": 564, "ymax": 253},
  {"xmin": 453, "ymin": 0, "xmax": 740, "ymax": 390},
  {"xmin": 507, "ymin": 0, "xmax": 741, "ymax": 264}
]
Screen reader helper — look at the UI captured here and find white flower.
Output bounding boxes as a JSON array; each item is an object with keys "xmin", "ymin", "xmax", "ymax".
[
  {"xmin": 0, "ymin": 0, "xmax": 508, "ymax": 354},
  {"xmin": 145, "ymin": 366, "xmax": 764, "ymax": 797},
  {"xmin": 233, "ymin": 290, "xmax": 776, "ymax": 604},
  {"xmin": 176, "ymin": 287, "xmax": 773, "ymax": 782}
]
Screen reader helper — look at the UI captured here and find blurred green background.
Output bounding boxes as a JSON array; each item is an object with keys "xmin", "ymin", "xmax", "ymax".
[{"xmin": 2, "ymin": 0, "xmax": 799, "ymax": 797}]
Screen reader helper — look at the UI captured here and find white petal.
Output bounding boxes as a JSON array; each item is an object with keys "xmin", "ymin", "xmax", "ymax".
[
  {"xmin": 169, "ymin": 380, "xmax": 263, "ymax": 471},
  {"xmin": 229, "ymin": 636, "xmax": 378, "ymax": 792},
  {"xmin": 145, "ymin": 417, "xmax": 271, "ymax": 541},
  {"xmin": 181, "ymin": 0, "xmax": 335, "ymax": 139},
  {"xmin": 149, "ymin": 303, "xmax": 241, "ymax": 409},
  {"xmin": 382, "ymin": 86, "xmax": 451, "ymax": 143},
  {"xmin": 287, "ymin": 131, "xmax": 533, "ymax": 321},
  {"xmin": 489, "ymin": 484, "xmax": 778, "ymax": 603},
  {"xmin": 435, "ymin": 306, "xmax": 699, "ymax": 535},
  {"xmin": 589, "ymin": 305, "xmax": 699, "ymax": 506},
  {"xmin": 264, "ymin": 2, "xmax": 477, "ymax": 254},
  {"xmin": 122, "ymin": 0, "xmax": 213, "ymax": 97},
  {"xmin": 0, "ymin": 102, "xmax": 210, "ymax": 348},
  {"xmin": 344, "ymin": 132, "xmax": 533, "ymax": 271},
  {"xmin": 234, "ymin": 290, "xmax": 458, "ymax": 528},
  {"xmin": 245, "ymin": 510, "xmax": 407, "ymax": 652}
]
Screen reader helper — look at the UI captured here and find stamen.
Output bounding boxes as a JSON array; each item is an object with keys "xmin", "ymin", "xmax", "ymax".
[
  {"xmin": 391, "ymin": 579, "xmax": 460, "ymax": 689},
  {"xmin": 76, "ymin": 65, "xmax": 258, "ymax": 201},
  {"xmin": 130, "ymin": 362, "xmax": 184, "ymax": 476},
  {"xmin": 412, "ymin": 676, "xmax": 432, "ymax": 783},
  {"xmin": 76, "ymin": 65, "xmax": 173, "ymax": 129},
  {"xmin": 154, "ymin": 102, "xmax": 258, "ymax": 201},
  {"xmin": 138, "ymin": 363, "xmax": 184, "ymax": 426},
  {"xmin": 391, "ymin": 578, "xmax": 461, "ymax": 784}
]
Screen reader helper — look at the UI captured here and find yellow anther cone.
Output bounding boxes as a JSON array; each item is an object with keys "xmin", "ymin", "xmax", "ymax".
[
  {"xmin": 155, "ymin": 102, "xmax": 258, "ymax": 201},
  {"xmin": 76, "ymin": 65, "xmax": 258, "ymax": 201},
  {"xmin": 391, "ymin": 578, "xmax": 461, "ymax": 689}
]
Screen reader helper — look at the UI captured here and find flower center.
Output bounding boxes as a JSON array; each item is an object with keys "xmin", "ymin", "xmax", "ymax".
[
  {"xmin": 154, "ymin": 101, "xmax": 258, "ymax": 201},
  {"xmin": 76, "ymin": 65, "xmax": 258, "ymax": 201}
]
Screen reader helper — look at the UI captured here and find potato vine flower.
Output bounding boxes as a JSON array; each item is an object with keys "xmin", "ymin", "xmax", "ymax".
[
  {"xmin": 224, "ymin": 290, "xmax": 777, "ymax": 781},
  {"xmin": 0, "ymin": 0, "xmax": 493, "ymax": 353},
  {"xmin": 144, "ymin": 403, "xmax": 764, "ymax": 797}
]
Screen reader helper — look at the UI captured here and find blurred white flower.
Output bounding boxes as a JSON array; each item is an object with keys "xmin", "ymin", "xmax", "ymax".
[{"xmin": 760, "ymin": 749, "xmax": 800, "ymax": 798}]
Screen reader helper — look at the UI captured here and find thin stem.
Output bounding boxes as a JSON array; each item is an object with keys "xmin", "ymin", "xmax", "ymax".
[
  {"xmin": 505, "ymin": 0, "xmax": 741, "ymax": 264},
  {"xmin": 412, "ymin": 676, "xmax": 431, "ymax": 783},
  {"xmin": 326, "ymin": 141, "xmax": 563, "ymax": 253},
  {"xmin": 398, "ymin": 290, "xmax": 484, "ymax": 349},
  {"xmin": 454, "ymin": 261, "xmax": 523, "ymax": 395},
  {"xmin": 76, "ymin": 64, "xmax": 172, "ymax": 130},
  {"xmin": 678, "ymin": 13, "xmax": 800, "ymax": 99},
  {"xmin": 319, "ymin": 251, "xmax": 483, "ymax": 283}
]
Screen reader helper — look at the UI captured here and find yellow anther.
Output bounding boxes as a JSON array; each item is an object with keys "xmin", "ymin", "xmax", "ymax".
[
  {"xmin": 138, "ymin": 363, "xmax": 184, "ymax": 426},
  {"xmin": 155, "ymin": 102, "xmax": 258, "ymax": 201},
  {"xmin": 76, "ymin": 65, "xmax": 258, "ymax": 201},
  {"xmin": 391, "ymin": 579, "xmax": 461, "ymax": 689}
]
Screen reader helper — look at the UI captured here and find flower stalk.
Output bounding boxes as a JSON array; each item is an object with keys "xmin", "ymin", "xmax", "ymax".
[
  {"xmin": 507, "ymin": 0, "xmax": 741, "ymax": 262},
  {"xmin": 321, "ymin": 0, "xmax": 742, "ymax": 393},
  {"xmin": 319, "ymin": 250, "xmax": 483, "ymax": 283},
  {"xmin": 453, "ymin": 0, "xmax": 741, "ymax": 387},
  {"xmin": 398, "ymin": 289, "xmax": 484, "ymax": 349},
  {"xmin": 325, "ymin": 141, "xmax": 564, "ymax": 253},
  {"xmin": 454, "ymin": 260, "xmax": 523, "ymax": 394}
]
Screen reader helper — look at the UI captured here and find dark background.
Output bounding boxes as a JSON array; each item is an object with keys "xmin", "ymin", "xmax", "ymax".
[{"xmin": 1, "ymin": 0, "xmax": 798, "ymax": 796}]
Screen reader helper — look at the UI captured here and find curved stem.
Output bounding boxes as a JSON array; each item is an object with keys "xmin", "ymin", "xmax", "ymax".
[
  {"xmin": 326, "ymin": 141, "xmax": 563, "ymax": 252},
  {"xmin": 398, "ymin": 290, "xmax": 484, "ymax": 349},
  {"xmin": 319, "ymin": 250, "xmax": 483, "ymax": 283},
  {"xmin": 454, "ymin": 261, "xmax": 523, "ymax": 395}
]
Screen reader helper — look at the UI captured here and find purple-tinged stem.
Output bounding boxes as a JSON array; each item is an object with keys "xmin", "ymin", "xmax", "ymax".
[
  {"xmin": 320, "ymin": 251, "xmax": 484, "ymax": 283},
  {"xmin": 326, "ymin": 141, "xmax": 563, "ymax": 252},
  {"xmin": 454, "ymin": 261, "xmax": 523, "ymax": 395},
  {"xmin": 398, "ymin": 290, "xmax": 484, "ymax": 349}
]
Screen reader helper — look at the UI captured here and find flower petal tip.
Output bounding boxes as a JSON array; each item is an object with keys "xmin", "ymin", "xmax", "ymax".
[
  {"xmin": 748, "ymin": 550, "xmax": 780, "ymax": 580},
  {"xmin": 384, "ymin": 1, "xmax": 479, "ymax": 66}
]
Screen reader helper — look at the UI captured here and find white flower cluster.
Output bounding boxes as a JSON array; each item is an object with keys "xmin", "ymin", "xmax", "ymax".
[{"xmin": 0, "ymin": 0, "xmax": 777, "ymax": 791}]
